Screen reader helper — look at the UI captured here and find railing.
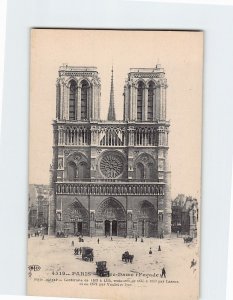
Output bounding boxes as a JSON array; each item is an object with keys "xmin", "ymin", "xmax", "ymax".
[
  {"xmin": 55, "ymin": 122, "xmax": 169, "ymax": 147},
  {"xmin": 55, "ymin": 182, "xmax": 165, "ymax": 196}
]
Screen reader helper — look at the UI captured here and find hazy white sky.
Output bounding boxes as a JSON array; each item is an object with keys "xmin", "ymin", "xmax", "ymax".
[{"xmin": 29, "ymin": 29, "xmax": 203, "ymax": 199}]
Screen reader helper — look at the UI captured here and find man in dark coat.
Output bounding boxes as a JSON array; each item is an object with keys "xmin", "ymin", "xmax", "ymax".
[{"xmin": 161, "ymin": 267, "xmax": 166, "ymax": 278}]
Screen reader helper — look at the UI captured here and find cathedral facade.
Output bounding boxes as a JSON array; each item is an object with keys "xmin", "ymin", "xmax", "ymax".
[{"xmin": 48, "ymin": 64, "xmax": 171, "ymax": 237}]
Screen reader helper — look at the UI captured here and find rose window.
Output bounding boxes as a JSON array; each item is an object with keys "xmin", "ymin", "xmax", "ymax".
[{"xmin": 100, "ymin": 153, "xmax": 124, "ymax": 178}]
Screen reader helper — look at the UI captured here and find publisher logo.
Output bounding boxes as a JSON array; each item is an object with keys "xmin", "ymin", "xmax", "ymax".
[{"xmin": 28, "ymin": 265, "xmax": 41, "ymax": 272}]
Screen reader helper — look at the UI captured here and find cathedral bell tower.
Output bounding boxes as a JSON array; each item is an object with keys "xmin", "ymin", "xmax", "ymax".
[
  {"xmin": 123, "ymin": 64, "xmax": 171, "ymax": 236},
  {"xmin": 55, "ymin": 65, "xmax": 101, "ymax": 122}
]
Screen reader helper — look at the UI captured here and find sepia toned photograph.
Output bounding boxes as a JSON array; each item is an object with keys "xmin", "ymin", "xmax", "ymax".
[{"xmin": 27, "ymin": 29, "xmax": 203, "ymax": 300}]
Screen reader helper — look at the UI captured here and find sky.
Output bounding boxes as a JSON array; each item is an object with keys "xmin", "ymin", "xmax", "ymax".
[{"xmin": 29, "ymin": 29, "xmax": 203, "ymax": 199}]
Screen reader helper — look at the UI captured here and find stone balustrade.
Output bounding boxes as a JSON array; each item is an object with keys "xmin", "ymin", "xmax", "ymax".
[{"xmin": 56, "ymin": 182, "xmax": 164, "ymax": 196}]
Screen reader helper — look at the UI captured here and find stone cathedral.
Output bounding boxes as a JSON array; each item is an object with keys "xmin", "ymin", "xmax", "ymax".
[{"xmin": 49, "ymin": 64, "xmax": 171, "ymax": 237}]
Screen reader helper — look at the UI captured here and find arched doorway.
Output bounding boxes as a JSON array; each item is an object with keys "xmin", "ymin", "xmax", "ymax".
[
  {"xmin": 136, "ymin": 200, "xmax": 157, "ymax": 237},
  {"xmin": 62, "ymin": 200, "xmax": 89, "ymax": 236},
  {"xmin": 96, "ymin": 198, "xmax": 126, "ymax": 237}
]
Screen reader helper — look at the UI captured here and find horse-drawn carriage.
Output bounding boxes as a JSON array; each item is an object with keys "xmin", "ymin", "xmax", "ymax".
[
  {"xmin": 122, "ymin": 251, "xmax": 134, "ymax": 263},
  {"xmin": 81, "ymin": 247, "xmax": 94, "ymax": 261},
  {"xmin": 56, "ymin": 231, "xmax": 68, "ymax": 238},
  {"xmin": 96, "ymin": 261, "xmax": 110, "ymax": 277},
  {"xmin": 183, "ymin": 236, "xmax": 193, "ymax": 243}
]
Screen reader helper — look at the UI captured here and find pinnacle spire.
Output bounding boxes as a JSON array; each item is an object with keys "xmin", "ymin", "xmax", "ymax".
[{"xmin": 107, "ymin": 66, "xmax": 116, "ymax": 121}]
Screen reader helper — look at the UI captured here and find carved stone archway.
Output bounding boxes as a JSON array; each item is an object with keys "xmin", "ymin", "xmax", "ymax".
[
  {"xmin": 135, "ymin": 200, "xmax": 157, "ymax": 237},
  {"xmin": 95, "ymin": 198, "xmax": 126, "ymax": 236},
  {"xmin": 62, "ymin": 199, "xmax": 89, "ymax": 236}
]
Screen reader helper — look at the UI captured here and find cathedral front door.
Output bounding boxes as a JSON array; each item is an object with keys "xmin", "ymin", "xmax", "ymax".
[
  {"xmin": 78, "ymin": 222, "xmax": 83, "ymax": 235},
  {"xmin": 112, "ymin": 220, "xmax": 118, "ymax": 236},
  {"xmin": 105, "ymin": 220, "xmax": 110, "ymax": 236}
]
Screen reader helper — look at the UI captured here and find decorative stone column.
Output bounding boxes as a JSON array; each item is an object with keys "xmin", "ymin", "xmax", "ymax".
[
  {"xmin": 155, "ymin": 86, "xmax": 161, "ymax": 120},
  {"xmin": 123, "ymin": 85, "xmax": 129, "ymax": 121},
  {"xmin": 90, "ymin": 210, "xmax": 95, "ymax": 237},
  {"xmin": 110, "ymin": 221, "xmax": 112, "ymax": 236},
  {"xmin": 129, "ymin": 84, "xmax": 133, "ymax": 120},
  {"xmin": 60, "ymin": 83, "xmax": 65, "ymax": 120},
  {"xmin": 159, "ymin": 85, "xmax": 163, "ymax": 121},
  {"xmin": 153, "ymin": 86, "xmax": 156, "ymax": 121},
  {"xmin": 56, "ymin": 80, "xmax": 61, "ymax": 119},
  {"xmin": 161, "ymin": 84, "xmax": 167, "ymax": 120},
  {"xmin": 97, "ymin": 84, "xmax": 101, "ymax": 121},
  {"xmin": 77, "ymin": 85, "xmax": 81, "ymax": 121},
  {"xmin": 132, "ymin": 83, "xmax": 137, "ymax": 121},
  {"xmin": 144, "ymin": 87, "xmax": 148, "ymax": 121}
]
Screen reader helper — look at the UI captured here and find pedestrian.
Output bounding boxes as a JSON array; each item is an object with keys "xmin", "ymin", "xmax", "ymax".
[
  {"xmin": 149, "ymin": 247, "xmax": 152, "ymax": 254},
  {"xmin": 97, "ymin": 238, "xmax": 99, "ymax": 244},
  {"xmin": 71, "ymin": 241, "xmax": 74, "ymax": 247},
  {"xmin": 190, "ymin": 259, "xmax": 196, "ymax": 268},
  {"xmin": 161, "ymin": 267, "xmax": 166, "ymax": 278},
  {"xmin": 135, "ymin": 237, "xmax": 137, "ymax": 242},
  {"xmin": 158, "ymin": 245, "xmax": 161, "ymax": 251}
]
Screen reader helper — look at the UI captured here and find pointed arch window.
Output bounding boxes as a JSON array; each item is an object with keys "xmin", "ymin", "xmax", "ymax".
[
  {"xmin": 137, "ymin": 82, "xmax": 144, "ymax": 121},
  {"xmin": 69, "ymin": 80, "xmax": 77, "ymax": 120},
  {"xmin": 67, "ymin": 161, "xmax": 77, "ymax": 181},
  {"xmin": 78, "ymin": 162, "xmax": 89, "ymax": 180},
  {"xmin": 146, "ymin": 162, "xmax": 155, "ymax": 181},
  {"xmin": 148, "ymin": 82, "xmax": 155, "ymax": 121},
  {"xmin": 81, "ymin": 80, "xmax": 88, "ymax": 120},
  {"xmin": 136, "ymin": 162, "xmax": 145, "ymax": 181}
]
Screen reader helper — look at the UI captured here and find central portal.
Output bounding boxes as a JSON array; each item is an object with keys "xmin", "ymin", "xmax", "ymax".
[{"xmin": 96, "ymin": 198, "xmax": 127, "ymax": 237}]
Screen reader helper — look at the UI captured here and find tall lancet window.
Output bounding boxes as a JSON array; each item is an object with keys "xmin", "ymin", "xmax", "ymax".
[
  {"xmin": 148, "ymin": 82, "xmax": 155, "ymax": 121},
  {"xmin": 81, "ymin": 80, "xmax": 88, "ymax": 120},
  {"xmin": 69, "ymin": 80, "xmax": 77, "ymax": 120},
  {"xmin": 137, "ymin": 82, "xmax": 144, "ymax": 121}
]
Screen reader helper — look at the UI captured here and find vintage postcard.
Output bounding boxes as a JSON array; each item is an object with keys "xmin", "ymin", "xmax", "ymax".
[{"xmin": 27, "ymin": 29, "xmax": 203, "ymax": 300}]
